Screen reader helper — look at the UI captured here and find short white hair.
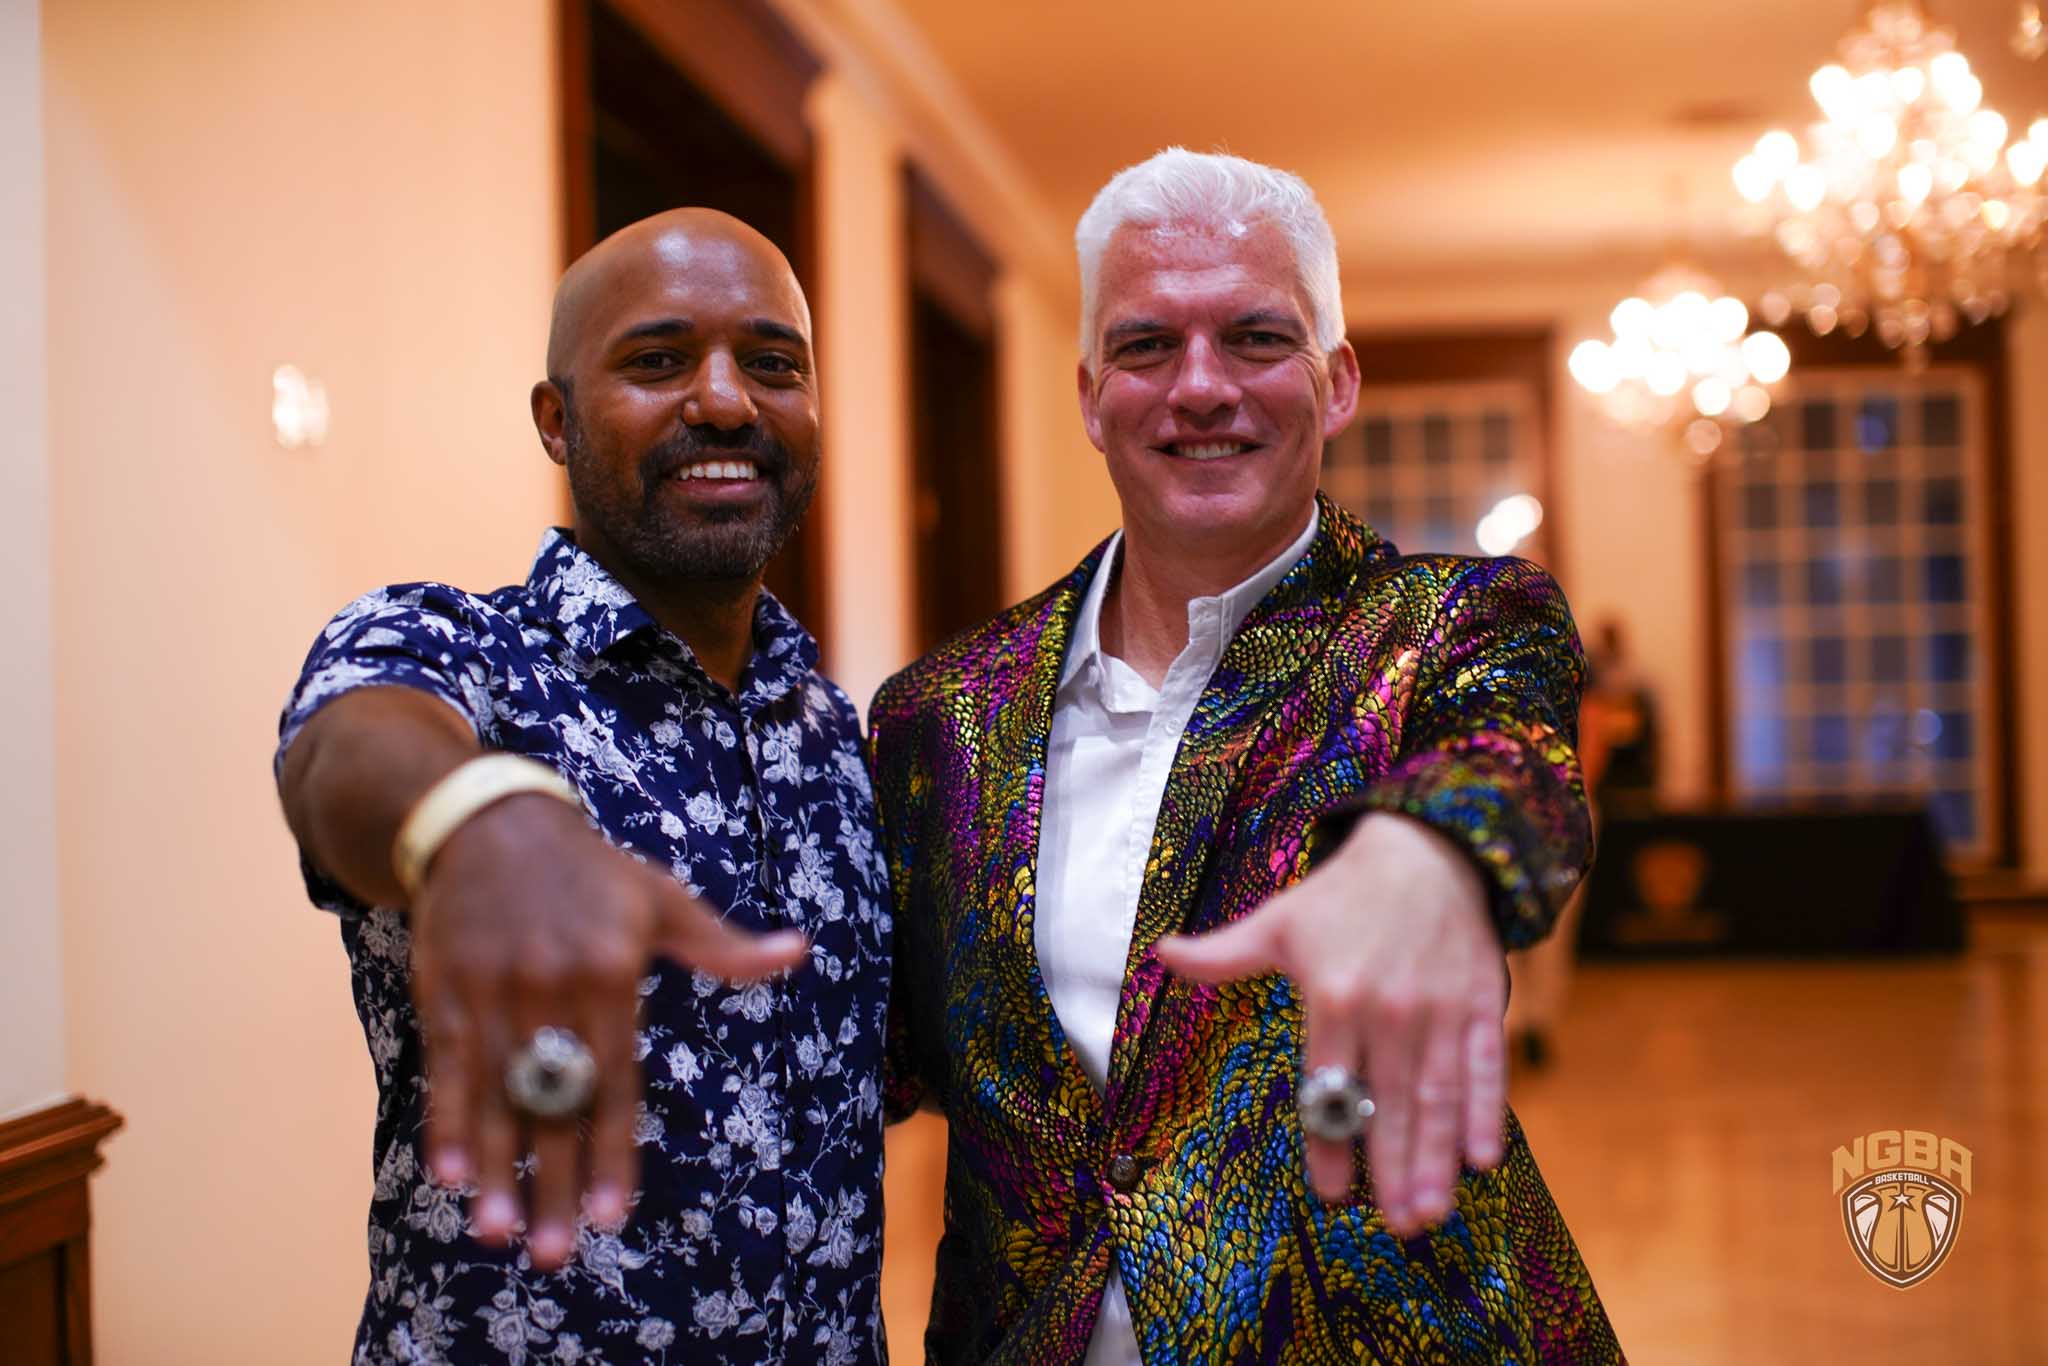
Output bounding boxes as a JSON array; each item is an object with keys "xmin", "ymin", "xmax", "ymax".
[{"xmin": 1075, "ymin": 147, "xmax": 1344, "ymax": 365}]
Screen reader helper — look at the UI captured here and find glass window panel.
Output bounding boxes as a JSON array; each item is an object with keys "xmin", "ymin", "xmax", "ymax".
[
  {"xmin": 1864, "ymin": 480, "xmax": 1900, "ymax": 524},
  {"xmin": 1742, "ymin": 638, "xmax": 1787, "ymax": 690},
  {"xmin": 1365, "ymin": 497, "xmax": 1397, "ymax": 531},
  {"xmin": 1870, "ymin": 635, "xmax": 1909, "ymax": 682},
  {"xmin": 1929, "ymin": 790, "xmax": 1975, "ymax": 843},
  {"xmin": 1922, "ymin": 394, "xmax": 1962, "ymax": 447},
  {"xmin": 1803, "ymin": 483, "xmax": 1840, "ymax": 527},
  {"xmin": 1866, "ymin": 556, "xmax": 1903, "ymax": 603},
  {"xmin": 1810, "ymin": 636, "xmax": 1848, "ymax": 684},
  {"xmin": 1923, "ymin": 477, "xmax": 1964, "ymax": 525},
  {"xmin": 1856, "ymin": 396, "xmax": 1898, "ymax": 452},
  {"xmin": 1812, "ymin": 715, "xmax": 1852, "ymax": 763},
  {"xmin": 1934, "ymin": 711, "xmax": 1972, "ymax": 761},
  {"xmin": 1481, "ymin": 412, "xmax": 1512, "ymax": 464},
  {"xmin": 1742, "ymin": 562, "xmax": 1780, "ymax": 607},
  {"xmin": 1806, "ymin": 558, "xmax": 1844, "ymax": 605},
  {"xmin": 1928, "ymin": 632, "xmax": 1970, "ymax": 683},
  {"xmin": 1801, "ymin": 399, "xmax": 1838, "ymax": 451},
  {"xmin": 1740, "ymin": 714, "xmax": 1789, "ymax": 780},
  {"xmin": 1742, "ymin": 483, "xmax": 1777, "ymax": 529},
  {"xmin": 1364, "ymin": 418, "xmax": 1393, "ymax": 467},
  {"xmin": 1923, "ymin": 553, "xmax": 1965, "ymax": 603},
  {"xmin": 1422, "ymin": 414, "xmax": 1452, "ymax": 464}
]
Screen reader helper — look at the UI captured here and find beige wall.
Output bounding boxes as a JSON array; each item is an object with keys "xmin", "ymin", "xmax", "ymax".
[
  {"xmin": 995, "ymin": 269, "xmax": 1120, "ymax": 598},
  {"xmin": 45, "ymin": 1, "xmax": 561, "ymax": 1357},
  {"xmin": 2, "ymin": 0, "xmax": 67, "ymax": 1124}
]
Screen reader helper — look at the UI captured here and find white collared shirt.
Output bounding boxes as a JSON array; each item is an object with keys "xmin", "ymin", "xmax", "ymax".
[{"xmin": 1035, "ymin": 508, "xmax": 1319, "ymax": 1366}]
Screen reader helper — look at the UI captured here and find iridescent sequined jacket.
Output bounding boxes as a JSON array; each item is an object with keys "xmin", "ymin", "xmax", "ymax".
[{"xmin": 870, "ymin": 496, "xmax": 1622, "ymax": 1365}]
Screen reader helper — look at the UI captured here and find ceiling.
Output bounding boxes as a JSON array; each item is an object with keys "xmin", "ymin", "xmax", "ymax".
[{"xmin": 887, "ymin": 0, "xmax": 2048, "ymax": 289}]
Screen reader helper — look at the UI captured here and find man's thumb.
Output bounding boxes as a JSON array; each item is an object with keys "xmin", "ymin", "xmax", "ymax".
[
  {"xmin": 655, "ymin": 888, "xmax": 809, "ymax": 982},
  {"xmin": 1154, "ymin": 913, "xmax": 1280, "ymax": 985}
]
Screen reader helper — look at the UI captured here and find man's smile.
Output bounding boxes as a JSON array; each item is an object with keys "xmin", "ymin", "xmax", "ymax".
[{"xmin": 1159, "ymin": 440, "xmax": 1262, "ymax": 461}]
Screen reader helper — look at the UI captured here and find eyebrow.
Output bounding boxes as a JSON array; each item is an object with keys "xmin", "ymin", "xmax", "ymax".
[
  {"xmin": 1102, "ymin": 319, "xmax": 1169, "ymax": 346},
  {"xmin": 1101, "ymin": 310, "xmax": 1307, "ymax": 347},
  {"xmin": 614, "ymin": 317, "xmax": 810, "ymax": 347},
  {"xmin": 1229, "ymin": 310, "xmax": 1306, "ymax": 333}
]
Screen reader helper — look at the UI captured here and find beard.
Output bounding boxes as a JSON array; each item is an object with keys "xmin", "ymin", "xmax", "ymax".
[{"xmin": 563, "ymin": 410, "xmax": 818, "ymax": 585}]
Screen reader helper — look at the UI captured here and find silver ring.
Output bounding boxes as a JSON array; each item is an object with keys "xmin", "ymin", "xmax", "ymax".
[
  {"xmin": 1298, "ymin": 1064, "xmax": 1376, "ymax": 1143},
  {"xmin": 504, "ymin": 1026, "xmax": 598, "ymax": 1120}
]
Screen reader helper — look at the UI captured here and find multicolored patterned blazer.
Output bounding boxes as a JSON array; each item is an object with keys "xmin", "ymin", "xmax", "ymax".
[{"xmin": 870, "ymin": 495, "xmax": 1622, "ymax": 1365}]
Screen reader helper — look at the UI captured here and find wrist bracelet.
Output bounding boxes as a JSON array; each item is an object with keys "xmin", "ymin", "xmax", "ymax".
[{"xmin": 391, "ymin": 754, "xmax": 583, "ymax": 899}]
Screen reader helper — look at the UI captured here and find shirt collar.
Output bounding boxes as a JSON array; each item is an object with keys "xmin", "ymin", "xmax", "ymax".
[
  {"xmin": 1059, "ymin": 504, "xmax": 1321, "ymax": 697},
  {"xmin": 524, "ymin": 528, "xmax": 818, "ymax": 705}
]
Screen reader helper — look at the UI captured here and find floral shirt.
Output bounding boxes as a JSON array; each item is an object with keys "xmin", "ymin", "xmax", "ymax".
[{"xmin": 277, "ymin": 530, "xmax": 890, "ymax": 1366}]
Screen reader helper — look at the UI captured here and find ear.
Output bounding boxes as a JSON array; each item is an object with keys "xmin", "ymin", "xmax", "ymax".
[
  {"xmin": 1322, "ymin": 340, "xmax": 1362, "ymax": 442},
  {"xmin": 531, "ymin": 380, "xmax": 569, "ymax": 468},
  {"xmin": 1077, "ymin": 360, "xmax": 1108, "ymax": 454}
]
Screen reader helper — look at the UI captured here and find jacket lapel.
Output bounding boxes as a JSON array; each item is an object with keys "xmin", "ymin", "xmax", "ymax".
[
  {"xmin": 971, "ymin": 539, "xmax": 1112, "ymax": 1127},
  {"xmin": 1102, "ymin": 497, "xmax": 1382, "ymax": 1114}
]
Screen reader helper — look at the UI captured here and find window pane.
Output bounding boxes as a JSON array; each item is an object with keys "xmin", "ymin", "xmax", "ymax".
[
  {"xmin": 1810, "ymin": 637, "xmax": 1848, "ymax": 685},
  {"xmin": 1742, "ymin": 484, "xmax": 1778, "ymax": 530},
  {"xmin": 1364, "ymin": 418, "xmax": 1393, "ymax": 467},
  {"xmin": 1801, "ymin": 400, "xmax": 1838, "ymax": 452},
  {"xmin": 1922, "ymin": 395, "xmax": 1961, "ymax": 448},
  {"xmin": 1923, "ymin": 554, "xmax": 1965, "ymax": 603},
  {"xmin": 1923, "ymin": 477, "xmax": 1963, "ymax": 525},
  {"xmin": 1802, "ymin": 483, "xmax": 1839, "ymax": 527},
  {"xmin": 1422, "ymin": 415, "xmax": 1452, "ymax": 464},
  {"xmin": 1928, "ymin": 632, "xmax": 1970, "ymax": 683},
  {"xmin": 1481, "ymin": 412, "xmax": 1512, "ymax": 464},
  {"xmin": 1855, "ymin": 396, "xmax": 1899, "ymax": 452},
  {"xmin": 1806, "ymin": 558, "xmax": 1844, "ymax": 604}
]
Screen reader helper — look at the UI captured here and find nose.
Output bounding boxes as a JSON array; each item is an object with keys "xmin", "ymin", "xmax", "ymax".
[
  {"xmin": 1166, "ymin": 333, "xmax": 1240, "ymax": 418},
  {"xmin": 683, "ymin": 348, "xmax": 758, "ymax": 430}
]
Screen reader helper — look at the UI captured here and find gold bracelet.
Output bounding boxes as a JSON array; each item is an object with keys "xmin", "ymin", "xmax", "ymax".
[{"xmin": 391, "ymin": 754, "xmax": 583, "ymax": 899}]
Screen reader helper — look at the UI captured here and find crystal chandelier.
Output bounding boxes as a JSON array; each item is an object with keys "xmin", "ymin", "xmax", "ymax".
[
  {"xmin": 1732, "ymin": 0, "xmax": 2047, "ymax": 354},
  {"xmin": 1568, "ymin": 264, "xmax": 1793, "ymax": 462}
]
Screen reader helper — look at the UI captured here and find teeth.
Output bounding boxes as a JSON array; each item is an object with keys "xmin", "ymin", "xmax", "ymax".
[
  {"xmin": 678, "ymin": 461, "xmax": 759, "ymax": 481},
  {"xmin": 1177, "ymin": 442, "xmax": 1248, "ymax": 461}
]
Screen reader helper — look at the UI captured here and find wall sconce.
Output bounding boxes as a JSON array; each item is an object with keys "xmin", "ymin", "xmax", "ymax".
[{"xmin": 272, "ymin": 365, "xmax": 329, "ymax": 449}]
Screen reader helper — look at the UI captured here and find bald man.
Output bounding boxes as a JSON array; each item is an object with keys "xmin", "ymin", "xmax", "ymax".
[{"xmin": 277, "ymin": 210, "xmax": 889, "ymax": 1364}]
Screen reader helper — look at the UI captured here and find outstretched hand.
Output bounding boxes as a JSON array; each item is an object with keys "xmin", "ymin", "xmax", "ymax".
[
  {"xmin": 1155, "ymin": 812, "xmax": 1506, "ymax": 1237},
  {"xmin": 408, "ymin": 793, "xmax": 806, "ymax": 1269}
]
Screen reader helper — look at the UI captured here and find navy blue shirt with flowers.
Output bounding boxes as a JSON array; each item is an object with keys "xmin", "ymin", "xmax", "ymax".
[{"xmin": 277, "ymin": 530, "xmax": 890, "ymax": 1366}]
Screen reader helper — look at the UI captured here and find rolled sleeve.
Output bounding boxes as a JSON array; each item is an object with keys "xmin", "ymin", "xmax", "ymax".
[
  {"xmin": 275, "ymin": 583, "xmax": 502, "ymax": 915},
  {"xmin": 1320, "ymin": 556, "xmax": 1591, "ymax": 950}
]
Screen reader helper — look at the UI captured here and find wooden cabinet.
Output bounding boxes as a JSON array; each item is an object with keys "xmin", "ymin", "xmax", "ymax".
[{"xmin": 0, "ymin": 1100, "xmax": 121, "ymax": 1366}]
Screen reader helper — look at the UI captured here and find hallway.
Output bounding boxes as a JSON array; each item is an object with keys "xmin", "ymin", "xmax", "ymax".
[{"xmin": 881, "ymin": 911, "xmax": 2048, "ymax": 1362}]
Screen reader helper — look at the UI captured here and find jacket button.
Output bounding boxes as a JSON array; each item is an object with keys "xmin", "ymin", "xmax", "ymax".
[{"xmin": 1106, "ymin": 1154, "xmax": 1141, "ymax": 1193}]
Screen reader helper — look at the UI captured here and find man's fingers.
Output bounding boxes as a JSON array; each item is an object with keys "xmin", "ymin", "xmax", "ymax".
[
  {"xmin": 653, "ymin": 887, "xmax": 807, "ymax": 982},
  {"xmin": 419, "ymin": 995, "xmax": 479, "ymax": 1187},
  {"xmin": 1155, "ymin": 909, "xmax": 1282, "ymax": 985},
  {"xmin": 525, "ymin": 1117, "xmax": 581, "ymax": 1271},
  {"xmin": 1363, "ymin": 1009, "xmax": 1420, "ymax": 1235},
  {"xmin": 1461, "ymin": 1013, "xmax": 1507, "ymax": 1170},
  {"xmin": 469, "ymin": 1003, "xmax": 523, "ymax": 1246},
  {"xmin": 581, "ymin": 983, "xmax": 640, "ymax": 1233},
  {"xmin": 1300, "ymin": 997, "xmax": 1364, "ymax": 1204},
  {"xmin": 1403, "ymin": 1005, "xmax": 1466, "ymax": 1230}
]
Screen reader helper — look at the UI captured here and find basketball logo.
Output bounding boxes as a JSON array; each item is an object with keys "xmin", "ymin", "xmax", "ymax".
[{"xmin": 1831, "ymin": 1129, "xmax": 1971, "ymax": 1288}]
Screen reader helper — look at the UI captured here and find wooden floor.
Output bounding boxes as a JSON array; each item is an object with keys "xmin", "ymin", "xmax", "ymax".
[{"xmin": 880, "ymin": 911, "xmax": 2048, "ymax": 1363}]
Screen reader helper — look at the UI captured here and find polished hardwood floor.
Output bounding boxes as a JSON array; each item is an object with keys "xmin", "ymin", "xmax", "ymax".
[{"xmin": 880, "ymin": 910, "xmax": 2047, "ymax": 1363}]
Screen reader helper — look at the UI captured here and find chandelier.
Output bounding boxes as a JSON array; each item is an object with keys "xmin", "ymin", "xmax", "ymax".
[
  {"xmin": 1568, "ymin": 263, "xmax": 1793, "ymax": 462},
  {"xmin": 1732, "ymin": 0, "xmax": 2047, "ymax": 354}
]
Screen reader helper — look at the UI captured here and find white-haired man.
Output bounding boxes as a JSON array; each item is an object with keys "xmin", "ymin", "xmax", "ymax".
[{"xmin": 870, "ymin": 149, "xmax": 1621, "ymax": 1363}]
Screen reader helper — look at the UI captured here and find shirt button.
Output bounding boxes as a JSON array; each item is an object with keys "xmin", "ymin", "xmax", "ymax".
[{"xmin": 1106, "ymin": 1154, "xmax": 1142, "ymax": 1193}]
